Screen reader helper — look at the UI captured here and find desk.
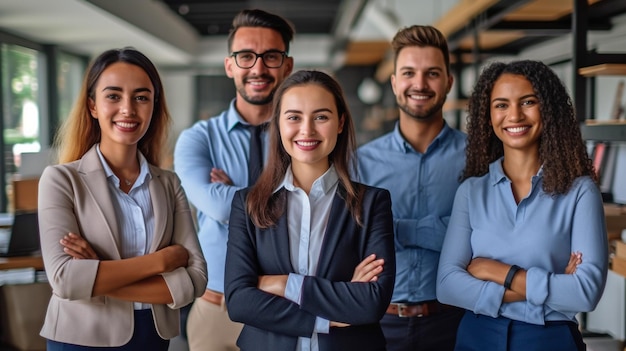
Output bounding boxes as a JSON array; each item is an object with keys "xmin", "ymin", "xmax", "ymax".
[
  {"xmin": 0, "ymin": 256, "xmax": 47, "ymax": 351},
  {"xmin": 0, "ymin": 256, "xmax": 43, "ymax": 271}
]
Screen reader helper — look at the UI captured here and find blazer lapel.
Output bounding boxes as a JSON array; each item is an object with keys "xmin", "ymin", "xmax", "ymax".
[
  {"xmin": 148, "ymin": 166, "xmax": 168, "ymax": 252},
  {"xmin": 260, "ymin": 190, "xmax": 293, "ymax": 272},
  {"xmin": 315, "ymin": 185, "xmax": 349, "ymax": 277},
  {"xmin": 274, "ymin": 200, "xmax": 295, "ymax": 272},
  {"xmin": 78, "ymin": 146, "xmax": 122, "ymax": 257}
]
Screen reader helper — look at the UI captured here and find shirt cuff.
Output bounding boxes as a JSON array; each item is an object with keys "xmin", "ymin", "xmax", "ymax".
[
  {"xmin": 314, "ymin": 317, "xmax": 330, "ymax": 334},
  {"xmin": 526, "ymin": 267, "xmax": 549, "ymax": 306},
  {"xmin": 285, "ymin": 273, "xmax": 304, "ymax": 304},
  {"xmin": 474, "ymin": 281, "xmax": 506, "ymax": 318}
]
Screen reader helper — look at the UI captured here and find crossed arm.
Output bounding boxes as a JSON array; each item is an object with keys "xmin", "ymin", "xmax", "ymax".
[
  {"xmin": 256, "ymin": 253, "xmax": 385, "ymax": 328},
  {"xmin": 60, "ymin": 233, "xmax": 189, "ymax": 304},
  {"xmin": 467, "ymin": 252, "xmax": 582, "ymax": 302}
]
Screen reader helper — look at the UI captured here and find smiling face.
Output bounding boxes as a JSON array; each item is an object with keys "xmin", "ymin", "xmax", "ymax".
[
  {"xmin": 279, "ymin": 84, "xmax": 344, "ymax": 175},
  {"xmin": 88, "ymin": 62, "xmax": 154, "ymax": 152},
  {"xmin": 225, "ymin": 27, "xmax": 294, "ymax": 107},
  {"xmin": 391, "ymin": 45, "xmax": 452, "ymax": 122},
  {"xmin": 490, "ymin": 73, "xmax": 543, "ymax": 154}
]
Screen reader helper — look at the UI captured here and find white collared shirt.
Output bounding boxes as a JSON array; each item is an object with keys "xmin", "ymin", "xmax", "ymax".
[
  {"xmin": 96, "ymin": 144, "xmax": 154, "ymax": 310},
  {"xmin": 279, "ymin": 164, "xmax": 339, "ymax": 351}
]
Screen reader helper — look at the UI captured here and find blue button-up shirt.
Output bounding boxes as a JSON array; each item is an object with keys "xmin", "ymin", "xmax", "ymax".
[
  {"xmin": 437, "ymin": 159, "xmax": 608, "ymax": 325},
  {"xmin": 174, "ymin": 99, "xmax": 268, "ymax": 292},
  {"xmin": 356, "ymin": 122, "xmax": 466, "ymax": 303}
]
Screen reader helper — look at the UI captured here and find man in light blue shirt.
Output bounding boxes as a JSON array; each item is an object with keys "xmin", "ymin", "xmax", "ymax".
[
  {"xmin": 356, "ymin": 25, "xmax": 466, "ymax": 351},
  {"xmin": 173, "ymin": 9, "xmax": 294, "ymax": 351}
]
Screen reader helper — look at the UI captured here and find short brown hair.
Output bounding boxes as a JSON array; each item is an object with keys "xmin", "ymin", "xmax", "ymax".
[
  {"xmin": 391, "ymin": 25, "xmax": 450, "ymax": 74},
  {"xmin": 227, "ymin": 9, "xmax": 295, "ymax": 53}
]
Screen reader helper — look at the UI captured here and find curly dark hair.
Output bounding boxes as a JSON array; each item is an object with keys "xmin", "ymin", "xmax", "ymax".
[{"xmin": 463, "ymin": 60, "xmax": 596, "ymax": 194}]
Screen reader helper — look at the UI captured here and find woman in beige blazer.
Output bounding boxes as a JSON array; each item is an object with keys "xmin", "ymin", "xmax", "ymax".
[{"xmin": 37, "ymin": 48, "xmax": 207, "ymax": 350}]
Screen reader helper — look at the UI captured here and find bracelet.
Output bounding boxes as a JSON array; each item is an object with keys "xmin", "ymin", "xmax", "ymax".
[{"xmin": 504, "ymin": 265, "xmax": 521, "ymax": 290}]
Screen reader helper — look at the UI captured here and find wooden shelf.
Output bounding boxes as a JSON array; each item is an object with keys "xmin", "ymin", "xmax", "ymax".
[
  {"xmin": 581, "ymin": 120, "xmax": 626, "ymax": 141},
  {"xmin": 434, "ymin": 0, "xmax": 498, "ymax": 37},
  {"xmin": 0, "ymin": 255, "xmax": 43, "ymax": 270},
  {"xmin": 443, "ymin": 99, "xmax": 468, "ymax": 112},
  {"xmin": 579, "ymin": 64, "xmax": 626, "ymax": 77}
]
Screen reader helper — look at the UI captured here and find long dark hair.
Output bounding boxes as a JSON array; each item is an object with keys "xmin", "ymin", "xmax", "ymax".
[
  {"xmin": 55, "ymin": 47, "xmax": 170, "ymax": 166},
  {"xmin": 247, "ymin": 70, "xmax": 363, "ymax": 228},
  {"xmin": 463, "ymin": 60, "xmax": 596, "ymax": 194}
]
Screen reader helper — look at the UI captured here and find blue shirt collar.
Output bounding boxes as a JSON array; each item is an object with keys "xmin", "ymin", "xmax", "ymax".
[
  {"xmin": 225, "ymin": 98, "xmax": 259, "ymax": 131},
  {"xmin": 391, "ymin": 120, "xmax": 452, "ymax": 154},
  {"xmin": 489, "ymin": 157, "xmax": 544, "ymax": 186}
]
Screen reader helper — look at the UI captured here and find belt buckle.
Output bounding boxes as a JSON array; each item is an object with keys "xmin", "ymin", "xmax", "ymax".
[{"xmin": 397, "ymin": 303, "xmax": 420, "ymax": 318}]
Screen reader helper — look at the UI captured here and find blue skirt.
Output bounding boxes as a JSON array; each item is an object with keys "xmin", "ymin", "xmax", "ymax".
[
  {"xmin": 46, "ymin": 309, "xmax": 170, "ymax": 351},
  {"xmin": 455, "ymin": 310, "xmax": 585, "ymax": 351}
]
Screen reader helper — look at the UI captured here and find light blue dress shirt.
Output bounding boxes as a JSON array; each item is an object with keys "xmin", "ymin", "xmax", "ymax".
[
  {"xmin": 437, "ymin": 158, "xmax": 608, "ymax": 325},
  {"xmin": 174, "ymin": 99, "xmax": 267, "ymax": 293},
  {"xmin": 356, "ymin": 122, "xmax": 466, "ymax": 303},
  {"xmin": 282, "ymin": 165, "xmax": 338, "ymax": 351},
  {"xmin": 96, "ymin": 145, "xmax": 153, "ymax": 310}
]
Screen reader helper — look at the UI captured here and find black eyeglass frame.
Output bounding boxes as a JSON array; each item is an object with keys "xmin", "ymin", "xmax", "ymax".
[{"xmin": 230, "ymin": 50, "xmax": 288, "ymax": 69}]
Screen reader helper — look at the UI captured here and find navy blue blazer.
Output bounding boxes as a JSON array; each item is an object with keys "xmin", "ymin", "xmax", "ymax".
[{"xmin": 225, "ymin": 182, "xmax": 395, "ymax": 351}]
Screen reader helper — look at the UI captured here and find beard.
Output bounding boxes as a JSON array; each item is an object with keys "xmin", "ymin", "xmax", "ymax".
[
  {"xmin": 397, "ymin": 93, "xmax": 447, "ymax": 121},
  {"xmin": 236, "ymin": 74, "xmax": 276, "ymax": 106}
]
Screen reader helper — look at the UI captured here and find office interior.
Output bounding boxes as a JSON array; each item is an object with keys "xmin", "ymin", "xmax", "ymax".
[{"xmin": 0, "ymin": 0, "xmax": 626, "ymax": 350}]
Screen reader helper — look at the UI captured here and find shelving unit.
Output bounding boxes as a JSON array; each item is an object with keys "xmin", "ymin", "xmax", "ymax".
[
  {"xmin": 581, "ymin": 121, "xmax": 626, "ymax": 142},
  {"xmin": 579, "ymin": 64, "xmax": 626, "ymax": 77}
]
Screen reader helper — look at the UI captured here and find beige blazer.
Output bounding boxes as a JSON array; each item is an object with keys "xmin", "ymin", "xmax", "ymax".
[{"xmin": 37, "ymin": 146, "xmax": 207, "ymax": 347}]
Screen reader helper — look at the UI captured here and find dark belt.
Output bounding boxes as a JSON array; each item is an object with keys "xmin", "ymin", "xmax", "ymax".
[
  {"xmin": 386, "ymin": 301, "xmax": 455, "ymax": 318},
  {"xmin": 200, "ymin": 289, "xmax": 224, "ymax": 307}
]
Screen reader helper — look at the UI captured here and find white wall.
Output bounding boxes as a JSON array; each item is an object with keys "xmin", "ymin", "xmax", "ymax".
[{"xmin": 160, "ymin": 71, "xmax": 195, "ymax": 157}]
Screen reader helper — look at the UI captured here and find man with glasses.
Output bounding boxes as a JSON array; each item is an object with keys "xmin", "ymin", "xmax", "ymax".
[{"xmin": 174, "ymin": 9, "xmax": 294, "ymax": 351}]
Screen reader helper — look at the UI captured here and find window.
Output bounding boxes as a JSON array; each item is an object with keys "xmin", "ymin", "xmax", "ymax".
[
  {"xmin": 1, "ymin": 44, "xmax": 42, "ymax": 170},
  {"xmin": 57, "ymin": 51, "xmax": 85, "ymax": 122},
  {"xmin": 0, "ymin": 43, "xmax": 43, "ymax": 211}
]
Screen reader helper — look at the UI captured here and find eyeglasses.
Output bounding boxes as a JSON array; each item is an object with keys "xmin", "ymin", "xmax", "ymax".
[{"xmin": 231, "ymin": 50, "xmax": 287, "ymax": 69}]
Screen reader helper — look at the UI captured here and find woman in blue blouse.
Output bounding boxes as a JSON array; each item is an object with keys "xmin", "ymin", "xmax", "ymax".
[{"xmin": 437, "ymin": 60, "xmax": 608, "ymax": 351}]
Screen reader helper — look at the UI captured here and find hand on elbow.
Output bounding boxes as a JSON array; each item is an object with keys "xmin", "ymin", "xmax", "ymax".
[
  {"xmin": 60, "ymin": 232, "xmax": 99, "ymax": 260},
  {"xmin": 352, "ymin": 254, "xmax": 384, "ymax": 283},
  {"xmin": 157, "ymin": 244, "xmax": 189, "ymax": 272}
]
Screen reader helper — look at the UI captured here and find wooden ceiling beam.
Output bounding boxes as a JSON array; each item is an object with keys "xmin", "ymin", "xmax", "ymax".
[{"xmin": 434, "ymin": 0, "xmax": 499, "ymax": 37}]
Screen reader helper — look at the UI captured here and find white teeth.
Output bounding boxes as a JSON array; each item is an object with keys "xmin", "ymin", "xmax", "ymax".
[
  {"xmin": 409, "ymin": 95, "xmax": 429, "ymax": 100},
  {"xmin": 249, "ymin": 81, "xmax": 267, "ymax": 86},
  {"xmin": 296, "ymin": 141, "xmax": 319, "ymax": 147},
  {"xmin": 506, "ymin": 126, "xmax": 528, "ymax": 133},
  {"xmin": 116, "ymin": 122, "xmax": 137, "ymax": 129}
]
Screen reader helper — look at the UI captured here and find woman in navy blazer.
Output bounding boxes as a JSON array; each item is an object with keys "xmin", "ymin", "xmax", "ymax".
[
  {"xmin": 224, "ymin": 70, "xmax": 395, "ymax": 351},
  {"xmin": 38, "ymin": 48, "xmax": 207, "ymax": 350}
]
